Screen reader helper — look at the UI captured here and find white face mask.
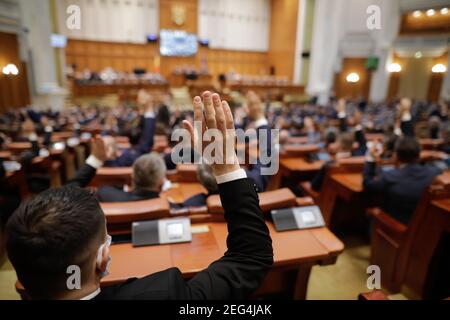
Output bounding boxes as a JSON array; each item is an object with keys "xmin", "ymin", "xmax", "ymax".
[{"xmin": 96, "ymin": 235, "xmax": 112, "ymax": 279}]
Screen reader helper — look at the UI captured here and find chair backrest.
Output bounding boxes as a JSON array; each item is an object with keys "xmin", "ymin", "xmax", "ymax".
[
  {"xmin": 336, "ymin": 156, "xmax": 366, "ymax": 171},
  {"xmin": 174, "ymin": 164, "xmax": 198, "ymax": 183},
  {"xmin": 405, "ymin": 171, "xmax": 450, "ymax": 240},
  {"xmin": 90, "ymin": 167, "xmax": 133, "ymax": 187},
  {"xmin": 206, "ymin": 188, "xmax": 297, "ymax": 215},
  {"xmin": 392, "ymin": 171, "xmax": 450, "ymax": 297},
  {"xmin": 101, "ymin": 198, "xmax": 171, "ymax": 234},
  {"xmin": 6, "ymin": 142, "xmax": 32, "ymax": 154},
  {"xmin": 317, "ymin": 163, "xmax": 363, "ymax": 225}
]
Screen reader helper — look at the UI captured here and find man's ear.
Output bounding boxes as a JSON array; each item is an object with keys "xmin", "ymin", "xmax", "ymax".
[{"xmin": 97, "ymin": 244, "xmax": 110, "ymax": 274}]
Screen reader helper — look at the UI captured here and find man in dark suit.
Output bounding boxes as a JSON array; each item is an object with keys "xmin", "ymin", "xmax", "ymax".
[
  {"xmin": 179, "ymin": 163, "xmax": 218, "ymax": 208},
  {"xmin": 103, "ymin": 93, "xmax": 157, "ymax": 168},
  {"xmin": 363, "ymin": 136, "xmax": 441, "ymax": 225},
  {"xmin": 310, "ymin": 132, "xmax": 356, "ymax": 192},
  {"xmin": 68, "ymin": 140, "xmax": 166, "ymax": 203},
  {"xmin": 5, "ymin": 91, "xmax": 273, "ymax": 300}
]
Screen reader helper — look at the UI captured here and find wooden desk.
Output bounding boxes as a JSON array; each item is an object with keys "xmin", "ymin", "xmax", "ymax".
[
  {"xmin": 319, "ymin": 172, "xmax": 367, "ymax": 228},
  {"xmin": 330, "ymin": 173, "xmax": 363, "ymax": 196},
  {"xmin": 71, "ymin": 82, "xmax": 169, "ymax": 100},
  {"xmin": 419, "ymin": 139, "xmax": 444, "ymax": 150},
  {"xmin": 270, "ymin": 158, "xmax": 324, "ymax": 190},
  {"xmin": 0, "ymin": 151, "xmax": 12, "ymax": 159},
  {"xmin": 365, "ymin": 133, "xmax": 384, "ymax": 141},
  {"xmin": 161, "ymin": 183, "xmax": 207, "ymax": 204},
  {"xmin": 104, "ymin": 222, "xmax": 344, "ymax": 299},
  {"xmin": 402, "ymin": 198, "xmax": 450, "ymax": 299},
  {"xmin": 91, "ymin": 167, "xmax": 133, "ymax": 187}
]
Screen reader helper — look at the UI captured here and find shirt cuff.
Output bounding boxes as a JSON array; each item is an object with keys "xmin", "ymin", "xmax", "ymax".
[
  {"xmin": 28, "ymin": 133, "xmax": 38, "ymax": 142},
  {"xmin": 355, "ymin": 124, "xmax": 363, "ymax": 131},
  {"xmin": 254, "ymin": 118, "xmax": 269, "ymax": 129},
  {"xmin": 394, "ymin": 128, "xmax": 402, "ymax": 136},
  {"xmin": 401, "ymin": 113, "xmax": 412, "ymax": 121},
  {"xmin": 144, "ymin": 111, "xmax": 155, "ymax": 118},
  {"xmin": 338, "ymin": 112, "xmax": 347, "ymax": 119},
  {"xmin": 215, "ymin": 169, "xmax": 247, "ymax": 184},
  {"xmin": 86, "ymin": 155, "xmax": 104, "ymax": 169}
]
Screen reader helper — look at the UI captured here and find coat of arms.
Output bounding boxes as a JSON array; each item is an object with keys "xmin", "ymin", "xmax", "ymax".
[{"xmin": 171, "ymin": 4, "xmax": 186, "ymax": 26}]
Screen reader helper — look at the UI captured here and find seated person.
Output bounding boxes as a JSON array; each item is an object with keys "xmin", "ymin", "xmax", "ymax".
[
  {"xmin": 68, "ymin": 141, "xmax": 167, "ymax": 203},
  {"xmin": 181, "ymin": 163, "xmax": 218, "ymax": 208},
  {"xmin": 363, "ymin": 136, "xmax": 442, "ymax": 225},
  {"xmin": 395, "ymin": 98, "xmax": 415, "ymax": 137},
  {"xmin": 242, "ymin": 91, "xmax": 274, "ymax": 192},
  {"xmin": 5, "ymin": 91, "xmax": 273, "ymax": 300},
  {"xmin": 102, "ymin": 90, "xmax": 156, "ymax": 167},
  {"xmin": 310, "ymin": 132, "xmax": 356, "ymax": 192},
  {"xmin": 0, "ymin": 159, "xmax": 21, "ymax": 228}
]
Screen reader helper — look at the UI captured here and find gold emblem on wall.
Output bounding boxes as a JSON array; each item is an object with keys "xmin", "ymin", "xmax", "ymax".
[{"xmin": 171, "ymin": 4, "xmax": 186, "ymax": 26}]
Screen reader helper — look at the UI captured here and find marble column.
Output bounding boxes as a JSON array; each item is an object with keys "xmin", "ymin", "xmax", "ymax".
[{"xmin": 19, "ymin": 0, "xmax": 67, "ymax": 111}]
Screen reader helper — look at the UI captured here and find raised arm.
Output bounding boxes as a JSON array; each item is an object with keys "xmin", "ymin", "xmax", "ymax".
[
  {"xmin": 67, "ymin": 137, "xmax": 106, "ymax": 188},
  {"xmin": 137, "ymin": 112, "xmax": 156, "ymax": 154},
  {"xmin": 362, "ymin": 144, "xmax": 386, "ymax": 193},
  {"xmin": 177, "ymin": 92, "xmax": 273, "ymax": 299}
]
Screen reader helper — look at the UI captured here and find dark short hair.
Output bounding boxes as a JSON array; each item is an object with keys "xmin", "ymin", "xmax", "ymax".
[
  {"xmin": 395, "ymin": 136, "xmax": 421, "ymax": 164},
  {"xmin": 6, "ymin": 186, "xmax": 105, "ymax": 299}
]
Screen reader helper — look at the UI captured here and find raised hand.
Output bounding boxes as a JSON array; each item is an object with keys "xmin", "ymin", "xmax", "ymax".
[
  {"xmin": 90, "ymin": 136, "xmax": 107, "ymax": 163},
  {"xmin": 183, "ymin": 91, "xmax": 240, "ymax": 177}
]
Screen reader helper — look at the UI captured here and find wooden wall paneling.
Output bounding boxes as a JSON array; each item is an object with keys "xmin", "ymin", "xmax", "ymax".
[
  {"xmin": 65, "ymin": 32, "xmax": 269, "ymax": 80},
  {"xmin": 333, "ymin": 58, "xmax": 372, "ymax": 100},
  {"xmin": 0, "ymin": 32, "xmax": 30, "ymax": 112},
  {"xmin": 387, "ymin": 72, "xmax": 401, "ymax": 102},
  {"xmin": 268, "ymin": 0, "xmax": 299, "ymax": 80},
  {"xmin": 428, "ymin": 73, "xmax": 444, "ymax": 102}
]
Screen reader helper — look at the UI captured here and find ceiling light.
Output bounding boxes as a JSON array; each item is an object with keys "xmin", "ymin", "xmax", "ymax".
[
  {"xmin": 2, "ymin": 64, "xmax": 19, "ymax": 76},
  {"xmin": 415, "ymin": 51, "xmax": 423, "ymax": 59},
  {"xmin": 346, "ymin": 73, "xmax": 360, "ymax": 83},
  {"xmin": 426, "ymin": 9, "xmax": 436, "ymax": 16},
  {"xmin": 412, "ymin": 10, "xmax": 422, "ymax": 17},
  {"xmin": 387, "ymin": 63, "xmax": 402, "ymax": 73},
  {"xmin": 440, "ymin": 8, "xmax": 449, "ymax": 15},
  {"xmin": 432, "ymin": 64, "xmax": 447, "ymax": 73}
]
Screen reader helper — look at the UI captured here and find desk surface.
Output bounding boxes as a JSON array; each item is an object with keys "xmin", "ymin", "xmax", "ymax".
[
  {"xmin": 161, "ymin": 183, "xmax": 207, "ymax": 204},
  {"xmin": 432, "ymin": 198, "xmax": 450, "ymax": 213},
  {"xmin": 280, "ymin": 158, "xmax": 324, "ymax": 172},
  {"xmin": 331, "ymin": 173, "xmax": 363, "ymax": 193},
  {"xmin": 104, "ymin": 222, "xmax": 344, "ymax": 285}
]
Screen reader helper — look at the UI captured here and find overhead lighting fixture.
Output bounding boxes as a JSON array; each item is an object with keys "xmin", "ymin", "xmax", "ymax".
[
  {"xmin": 415, "ymin": 51, "xmax": 423, "ymax": 59},
  {"xmin": 387, "ymin": 63, "xmax": 402, "ymax": 73},
  {"xmin": 2, "ymin": 64, "xmax": 19, "ymax": 76},
  {"xmin": 412, "ymin": 10, "xmax": 422, "ymax": 17},
  {"xmin": 432, "ymin": 63, "xmax": 447, "ymax": 73},
  {"xmin": 346, "ymin": 73, "xmax": 360, "ymax": 83},
  {"xmin": 441, "ymin": 7, "xmax": 449, "ymax": 15},
  {"xmin": 426, "ymin": 9, "xmax": 436, "ymax": 16}
]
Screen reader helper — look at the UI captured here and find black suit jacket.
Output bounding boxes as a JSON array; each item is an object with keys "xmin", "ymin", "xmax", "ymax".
[
  {"xmin": 363, "ymin": 162, "xmax": 441, "ymax": 224},
  {"xmin": 67, "ymin": 163, "xmax": 159, "ymax": 202},
  {"xmin": 94, "ymin": 178, "xmax": 273, "ymax": 300}
]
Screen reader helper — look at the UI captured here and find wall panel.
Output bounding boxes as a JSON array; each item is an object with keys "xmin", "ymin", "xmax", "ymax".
[
  {"xmin": 66, "ymin": 39, "xmax": 269, "ymax": 79},
  {"xmin": 333, "ymin": 58, "xmax": 372, "ymax": 100},
  {"xmin": 268, "ymin": 0, "xmax": 299, "ymax": 80},
  {"xmin": 0, "ymin": 32, "xmax": 30, "ymax": 112}
]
